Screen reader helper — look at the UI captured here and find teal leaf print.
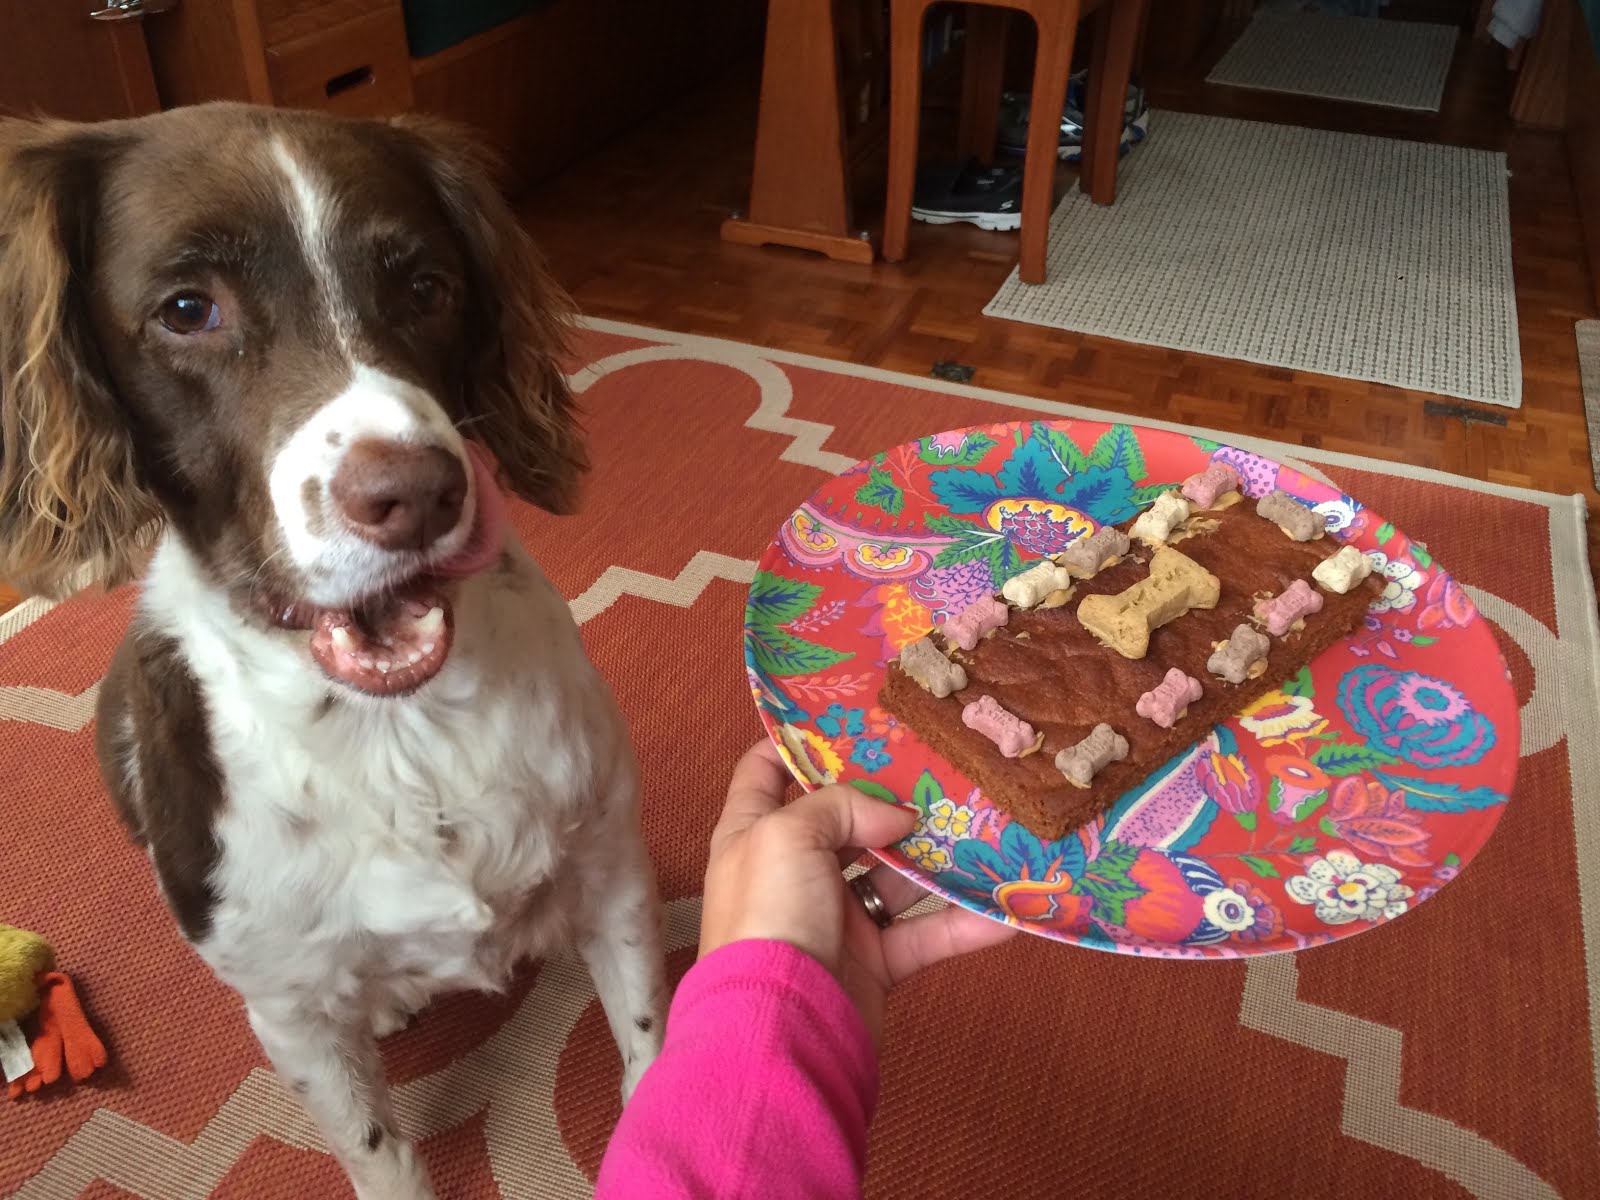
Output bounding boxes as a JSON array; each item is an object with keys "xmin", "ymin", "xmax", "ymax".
[
  {"xmin": 747, "ymin": 569, "xmax": 819, "ymax": 626},
  {"xmin": 1311, "ymin": 739, "xmax": 1401, "ymax": 777},
  {"xmin": 1036, "ymin": 423, "xmax": 1089, "ymax": 475},
  {"xmin": 1233, "ymin": 811, "xmax": 1257, "ymax": 832},
  {"xmin": 919, "ymin": 432, "xmax": 996, "ymax": 467},
  {"xmin": 1288, "ymin": 836, "xmax": 1318, "ymax": 854},
  {"xmin": 1191, "ymin": 435, "xmax": 1221, "ymax": 453},
  {"xmin": 1375, "ymin": 521, "xmax": 1396, "ymax": 546},
  {"xmin": 1411, "ymin": 541, "xmax": 1433, "ymax": 568},
  {"xmin": 1129, "ymin": 483, "xmax": 1177, "ymax": 506},
  {"xmin": 1371, "ymin": 770, "xmax": 1508, "ymax": 813},
  {"xmin": 749, "ymin": 629, "xmax": 854, "ymax": 677},
  {"xmin": 1239, "ymin": 855, "xmax": 1280, "ymax": 878},
  {"xmin": 1072, "ymin": 839, "xmax": 1145, "ymax": 926},
  {"xmin": 854, "ymin": 465, "xmax": 904, "ymax": 515},
  {"xmin": 1282, "ymin": 666, "xmax": 1315, "ymax": 698}
]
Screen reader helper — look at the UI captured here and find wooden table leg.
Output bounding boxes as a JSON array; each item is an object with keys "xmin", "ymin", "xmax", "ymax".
[
  {"xmin": 958, "ymin": 8, "xmax": 1010, "ymax": 165},
  {"xmin": 1080, "ymin": 0, "xmax": 1147, "ymax": 205},
  {"xmin": 1019, "ymin": 4, "xmax": 1080, "ymax": 284},
  {"xmin": 883, "ymin": 0, "xmax": 933, "ymax": 263},
  {"xmin": 720, "ymin": 0, "xmax": 875, "ymax": 264}
]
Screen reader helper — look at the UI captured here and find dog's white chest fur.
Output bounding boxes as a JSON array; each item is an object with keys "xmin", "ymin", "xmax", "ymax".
[{"xmin": 138, "ymin": 536, "xmax": 631, "ymax": 1011}]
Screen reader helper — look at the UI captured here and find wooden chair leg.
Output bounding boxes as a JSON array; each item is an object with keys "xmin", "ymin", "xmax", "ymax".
[
  {"xmin": 958, "ymin": 8, "xmax": 1010, "ymax": 165},
  {"xmin": 883, "ymin": 0, "xmax": 933, "ymax": 263},
  {"xmin": 1080, "ymin": 0, "xmax": 1146, "ymax": 205},
  {"xmin": 1019, "ymin": 6, "xmax": 1079, "ymax": 284}
]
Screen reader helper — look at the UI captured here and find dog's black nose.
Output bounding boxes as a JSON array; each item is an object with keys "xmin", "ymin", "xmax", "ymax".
[{"xmin": 330, "ymin": 440, "xmax": 467, "ymax": 551}]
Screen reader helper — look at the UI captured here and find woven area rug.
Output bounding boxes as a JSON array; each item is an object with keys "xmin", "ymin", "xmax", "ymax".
[
  {"xmin": 1206, "ymin": 11, "xmax": 1459, "ymax": 111},
  {"xmin": 3, "ymin": 319, "xmax": 1596, "ymax": 1198},
  {"xmin": 984, "ymin": 111, "xmax": 1521, "ymax": 409},
  {"xmin": 1581, "ymin": 321, "xmax": 1600, "ymax": 490}
]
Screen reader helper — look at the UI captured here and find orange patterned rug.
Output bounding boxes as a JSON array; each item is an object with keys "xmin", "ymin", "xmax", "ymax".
[{"xmin": 3, "ymin": 320, "xmax": 1598, "ymax": 1199}]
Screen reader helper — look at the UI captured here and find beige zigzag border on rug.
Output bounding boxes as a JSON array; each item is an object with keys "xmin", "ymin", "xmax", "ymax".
[{"xmin": 7, "ymin": 322, "xmax": 1596, "ymax": 1197}]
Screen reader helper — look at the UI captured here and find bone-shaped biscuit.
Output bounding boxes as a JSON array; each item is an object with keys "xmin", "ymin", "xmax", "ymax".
[
  {"xmin": 898, "ymin": 636, "xmax": 968, "ymax": 698},
  {"xmin": 961, "ymin": 694, "xmax": 1035, "ymax": 758},
  {"xmin": 1054, "ymin": 723, "xmax": 1129, "ymax": 788},
  {"xmin": 1206, "ymin": 623, "xmax": 1271, "ymax": 684},
  {"xmin": 1181, "ymin": 462, "xmax": 1241, "ymax": 509},
  {"xmin": 1136, "ymin": 668, "xmax": 1203, "ymax": 729},
  {"xmin": 1130, "ymin": 491, "xmax": 1192, "ymax": 544},
  {"xmin": 1001, "ymin": 559, "xmax": 1074, "ymax": 608},
  {"xmin": 1256, "ymin": 490, "xmax": 1321, "ymax": 541},
  {"xmin": 1059, "ymin": 527, "xmax": 1131, "ymax": 578},
  {"xmin": 1255, "ymin": 578, "xmax": 1324, "ymax": 636},
  {"xmin": 942, "ymin": 595, "xmax": 1008, "ymax": 650},
  {"xmin": 1076, "ymin": 546, "xmax": 1221, "ymax": 659},
  {"xmin": 1313, "ymin": 544, "xmax": 1373, "ymax": 594}
]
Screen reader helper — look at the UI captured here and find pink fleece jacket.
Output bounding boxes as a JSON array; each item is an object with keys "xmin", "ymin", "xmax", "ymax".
[{"xmin": 595, "ymin": 940, "xmax": 878, "ymax": 1199}]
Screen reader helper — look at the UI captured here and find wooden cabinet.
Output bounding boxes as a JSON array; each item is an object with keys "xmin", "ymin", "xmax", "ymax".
[{"xmin": 144, "ymin": 0, "xmax": 414, "ymax": 115}]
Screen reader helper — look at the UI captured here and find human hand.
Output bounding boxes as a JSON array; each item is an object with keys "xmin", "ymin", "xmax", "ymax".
[{"xmin": 700, "ymin": 739, "xmax": 1017, "ymax": 1045}]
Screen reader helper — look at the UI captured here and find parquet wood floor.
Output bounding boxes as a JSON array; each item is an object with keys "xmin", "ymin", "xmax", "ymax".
[
  {"xmin": 2, "ymin": 16, "xmax": 1593, "ymax": 617},
  {"xmin": 518, "ymin": 19, "xmax": 1600, "ymax": 569}
]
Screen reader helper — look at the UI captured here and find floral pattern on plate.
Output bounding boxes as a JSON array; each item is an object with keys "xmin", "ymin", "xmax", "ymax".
[{"xmin": 743, "ymin": 421, "xmax": 1519, "ymax": 958}]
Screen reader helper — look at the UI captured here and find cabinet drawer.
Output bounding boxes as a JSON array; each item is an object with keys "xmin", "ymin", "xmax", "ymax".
[{"xmin": 265, "ymin": 7, "xmax": 415, "ymax": 117}]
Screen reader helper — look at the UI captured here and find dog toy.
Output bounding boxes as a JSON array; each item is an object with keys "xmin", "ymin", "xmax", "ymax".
[{"xmin": 0, "ymin": 924, "xmax": 108, "ymax": 1099}]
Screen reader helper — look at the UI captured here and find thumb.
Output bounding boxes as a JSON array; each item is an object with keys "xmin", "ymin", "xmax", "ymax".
[{"xmin": 782, "ymin": 783, "xmax": 918, "ymax": 853}]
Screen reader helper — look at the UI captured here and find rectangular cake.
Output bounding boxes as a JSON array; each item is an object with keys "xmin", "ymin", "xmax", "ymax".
[{"xmin": 880, "ymin": 487, "xmax": 1383, "ymax": 840}]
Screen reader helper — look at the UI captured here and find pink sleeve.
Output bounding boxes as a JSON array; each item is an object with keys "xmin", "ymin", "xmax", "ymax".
[{"xmin": 595, "ymin": 939, "xmax": 878, "ymax": 1199}]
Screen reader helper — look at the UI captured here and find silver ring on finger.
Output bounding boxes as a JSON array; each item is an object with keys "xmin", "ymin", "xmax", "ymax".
[{"xmin": 849, "ymin": 872, "xmax": 894, "ymax": 929}]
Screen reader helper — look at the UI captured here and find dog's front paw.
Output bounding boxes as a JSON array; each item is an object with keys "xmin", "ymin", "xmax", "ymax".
[{"xmin": 369, "ymin": 1003, "xmax": 414, "ymax": 1039}]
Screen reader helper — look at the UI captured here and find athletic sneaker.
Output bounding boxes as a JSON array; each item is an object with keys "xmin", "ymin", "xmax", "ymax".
[
  {"xmin": 995, "ymin": 69, "xmax": 1149, "ymax": 161},
  {"xmin": 910, "ymin": 161, "xmax": 1023, "ymax": 231}
]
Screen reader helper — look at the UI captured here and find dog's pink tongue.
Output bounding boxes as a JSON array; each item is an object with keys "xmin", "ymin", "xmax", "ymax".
[{"xmin": 431, "ymin": 441, "xmax": 509, "ymax": 580}]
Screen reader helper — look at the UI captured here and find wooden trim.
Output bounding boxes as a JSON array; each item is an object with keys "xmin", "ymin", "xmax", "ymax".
[
  {"xmin": 1568, "ymin": 0, "xmax": 1600, "ymax": 309},
  {"xmin": 720, "ymin": 217, "xmax": 876, "ymax": 263}
]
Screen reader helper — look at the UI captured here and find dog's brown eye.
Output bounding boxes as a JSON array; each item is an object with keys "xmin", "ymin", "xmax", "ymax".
[
  {"xmin": 158, "ymin": 292, "xmax": 221, "ymax": 335},
  {"xmin": 410, "ymin": 273, "xmax": 450, "ymax": 316}
]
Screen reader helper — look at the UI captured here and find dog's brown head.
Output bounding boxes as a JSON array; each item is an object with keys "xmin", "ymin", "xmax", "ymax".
[{"xmin": 0, "ymin": 103, "xmax": 585, "ymax": 693}]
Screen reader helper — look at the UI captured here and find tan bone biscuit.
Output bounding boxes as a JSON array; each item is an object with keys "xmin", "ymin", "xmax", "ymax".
[{"xmin": 1075, "ymin": 546, "xmax": 1221, "ymax": 659}]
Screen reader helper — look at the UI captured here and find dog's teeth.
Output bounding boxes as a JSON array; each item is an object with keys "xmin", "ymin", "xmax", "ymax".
[
  {"xmin": 357, "ymin": 655, "xmax": 374, "ymax": 669},
  {"xmin": 417, "ymin": 607, "xmax": 445, "ymax": 636},
  {"xmin": 376, "ymin": 660, "xmax": 391, "ymax": 673},
  {"xmin": 406, "ymin": 650, "xmax": 423, "ymax": 665},
  {"xmin": 421, "ymin": 642, "xmax": 436, "ymax": 655},
  {"xmin": 331, "ymin": 626, "xmax": 355, "ymax": 651}
]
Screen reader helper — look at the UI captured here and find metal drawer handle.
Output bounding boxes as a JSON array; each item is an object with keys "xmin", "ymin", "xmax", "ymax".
[{"xmin": 90, "ymin": 0, "xmax": 176, "ymax": 21}]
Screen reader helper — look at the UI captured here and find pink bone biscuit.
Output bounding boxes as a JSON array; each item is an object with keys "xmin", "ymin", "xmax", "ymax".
[
  {"xmin": 1254, "ymin": 578, "xmax": 1324, "ymax": 636},
  {"xmin": 942, "ymin": 595, "xmax": 1008, "ymax": 650},
  {"xmin": 961, "ymin": 694, "xmax": 1036, "ymax": 757},
  {"xmin": 1135, "ymin": 668, "xmax": 1203, "ymax": 729},
  {"xmin": 1180, "ymin": 463, "xmax": 1241, "ymax": 508}
]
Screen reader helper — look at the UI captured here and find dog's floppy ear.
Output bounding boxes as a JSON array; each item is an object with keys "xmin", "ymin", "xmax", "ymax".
[
  {"xmin": 0, "ymin": 119, "xmax": 157, "ymax": 597},
  {"xmin": 387, "ymin": 115, "xmax": 587, "ymax": 515}
]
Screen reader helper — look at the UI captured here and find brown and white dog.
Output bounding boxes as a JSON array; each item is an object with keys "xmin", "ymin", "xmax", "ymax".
[{"xmin": 0, "ymin": 103, "xmax": 666, "ymax": 1199}]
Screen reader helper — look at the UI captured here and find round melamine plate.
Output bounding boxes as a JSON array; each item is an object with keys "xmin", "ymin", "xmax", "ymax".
[{"xmin": 743, "ymin": 420, "xmax": 1518, "ymax": 958}]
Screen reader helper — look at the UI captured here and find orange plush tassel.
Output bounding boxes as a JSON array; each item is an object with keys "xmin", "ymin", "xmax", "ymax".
[{"xmin": 7, "ymin": 972, "xmax": 107, "ymax": 1099}]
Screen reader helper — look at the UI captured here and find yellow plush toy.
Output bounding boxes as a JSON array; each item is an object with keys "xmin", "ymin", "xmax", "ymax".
[{"xmin": 0, "ymin": 924, "xmax": 107, "ymax": 1099}]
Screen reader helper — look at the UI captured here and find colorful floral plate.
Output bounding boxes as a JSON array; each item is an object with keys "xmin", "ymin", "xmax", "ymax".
[{"xmin": 743, "ymin": 420, "xmax": 1518, "ymax": 958}]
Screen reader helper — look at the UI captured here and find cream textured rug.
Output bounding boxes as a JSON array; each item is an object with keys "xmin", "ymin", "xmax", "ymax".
[
  {"xmin": 984, "ymin": 111, "xmax": 1521, "ymax": 408},
  {"xmin": 1581, "ymin": 321, "xmax": 1600, "ymax": 489},
  {"xmin": 1206, "ymin": 10, "xmax": 1458, "ymax": 111}
]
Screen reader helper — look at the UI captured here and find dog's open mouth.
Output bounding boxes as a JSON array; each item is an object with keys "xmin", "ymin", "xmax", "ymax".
[
  {"xmin": 280, "ymin": 442, "xmax": 508, "ymax": 698},
  {"xmin": 309, "ymin": 590, "xmax": 456, "ymax": 695}
]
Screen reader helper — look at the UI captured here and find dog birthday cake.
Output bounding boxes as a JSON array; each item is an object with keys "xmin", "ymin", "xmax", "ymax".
[{"xmin": 881, "ymin": 466, "xmax": 1383, "ymax": 839}]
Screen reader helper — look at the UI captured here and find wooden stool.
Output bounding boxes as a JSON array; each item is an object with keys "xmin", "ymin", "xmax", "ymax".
[{"xmin": 883, "ymin": 0, "xmax": 1147, "ymax": 284}]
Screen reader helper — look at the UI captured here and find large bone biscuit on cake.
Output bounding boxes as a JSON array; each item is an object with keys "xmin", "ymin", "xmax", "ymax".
[{"xmin": 1076, "ymin": 546, "xmax": 1221, "ymax": 659}]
